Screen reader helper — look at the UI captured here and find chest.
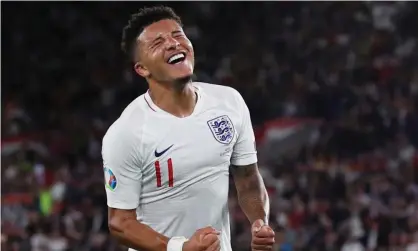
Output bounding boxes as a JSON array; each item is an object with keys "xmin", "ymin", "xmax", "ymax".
[{"xmin": 140, "ymin": 110, "xmax": 240, "ymax": 189}]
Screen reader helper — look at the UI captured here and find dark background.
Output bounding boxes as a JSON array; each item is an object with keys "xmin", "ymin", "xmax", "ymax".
[{"xmin": 2, "ymin": 2, "xmax": 418, "ymax": 251}]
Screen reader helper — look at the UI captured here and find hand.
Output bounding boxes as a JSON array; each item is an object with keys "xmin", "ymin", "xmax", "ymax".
[
  {"xmin": 183, "ymin": 227, "xmax": 220, "ymax": 251},
  {"xmin": 251, "ymin": 219, "xmax": 275, "ymax": 251}
]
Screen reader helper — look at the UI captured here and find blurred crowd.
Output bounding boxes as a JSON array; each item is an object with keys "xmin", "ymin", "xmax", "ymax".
[{"xmin": 2, "ymin": 2, "xmax": 418, "ymax": 251}]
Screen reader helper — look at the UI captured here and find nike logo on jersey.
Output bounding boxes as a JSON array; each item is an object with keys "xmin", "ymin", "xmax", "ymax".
[{"xmin": 155, "ymin": 144, "xmax": 174, "ymax": 157}]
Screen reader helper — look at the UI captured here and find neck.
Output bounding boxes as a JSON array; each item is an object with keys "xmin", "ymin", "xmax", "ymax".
[{"xmin": 148, "ymin": 79, "xmax": 197, "ymax": 117}]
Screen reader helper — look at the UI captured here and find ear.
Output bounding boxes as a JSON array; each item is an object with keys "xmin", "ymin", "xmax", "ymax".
[{"xmin": 134, "ymin": 62, "xmax": 150, "ymax": 78}]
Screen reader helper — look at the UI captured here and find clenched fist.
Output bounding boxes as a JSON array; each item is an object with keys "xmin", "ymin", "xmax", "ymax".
[
  {"xmin": 251, "ymin": 219, "xmax": 275, "ymax": 251},
  {"xmin": 183, "ymin": 227, "xmax": 220, "ymax": 251}
]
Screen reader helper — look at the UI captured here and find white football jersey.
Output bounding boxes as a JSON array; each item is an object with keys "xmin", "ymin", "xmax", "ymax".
[{"xmin": 102, "ymin": 82, "xmax": 257, "ymax": 251}]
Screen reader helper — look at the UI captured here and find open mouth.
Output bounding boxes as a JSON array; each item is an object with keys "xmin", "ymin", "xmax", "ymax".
[{"xmin": 167, "ymin": 52, "xmax": 186, "ymax": 64}]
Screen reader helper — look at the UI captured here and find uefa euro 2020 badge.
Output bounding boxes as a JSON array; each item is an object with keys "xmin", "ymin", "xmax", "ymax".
[
  {"xmin": 207, "ymin": 115, "xmax": 235, "ymax": 145},
  {"xmin": 104, "ymin": 167, "xmax": 117, "ymax": 191}
]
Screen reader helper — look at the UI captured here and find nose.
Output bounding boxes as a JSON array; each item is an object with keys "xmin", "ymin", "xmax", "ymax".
[{"xmin": 165, "ymin": 36, "xmax": 180, "ymax": 50}]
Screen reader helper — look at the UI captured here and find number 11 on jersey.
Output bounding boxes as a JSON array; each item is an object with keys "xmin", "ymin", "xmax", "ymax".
[{"xmin": 154, "ymin": 158, "xmax": 174, "ymax": 187}]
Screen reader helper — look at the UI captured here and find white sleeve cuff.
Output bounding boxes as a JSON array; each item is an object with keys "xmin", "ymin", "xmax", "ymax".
[
  {"xmin": 106, "ymin": 201, "xmax": 138, "ymax": 210},
  {"xmin": 231, "ymin": 154, "xmax": 257, "ymax": 166},
  {"xmin": 167, "ymin": 236, "xmax": 188, "ymax": 251}
]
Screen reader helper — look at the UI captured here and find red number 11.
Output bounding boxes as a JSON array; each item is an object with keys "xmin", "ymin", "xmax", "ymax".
[{"xmin": 154, "ymin": 158, "xmax": 174, "ymax": 187}]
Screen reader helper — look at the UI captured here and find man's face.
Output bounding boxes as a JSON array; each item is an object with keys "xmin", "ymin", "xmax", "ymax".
[{"xmin": 135, "ymin": 19, "xmax": 194, "ymax": 83}]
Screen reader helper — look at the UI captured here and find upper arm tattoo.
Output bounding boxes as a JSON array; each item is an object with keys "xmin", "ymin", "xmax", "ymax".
[
  {"xmin": 231, "ymin": 163, "xmax": 269, "ymax": 223},
  {"xmin": 230, "ymin": 163, "xmax": 262, "ymax": 192}
]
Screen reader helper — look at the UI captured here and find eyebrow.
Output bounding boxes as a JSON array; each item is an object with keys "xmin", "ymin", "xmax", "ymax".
[
  {"xmin": 153, "ymin": 30, "xmax": 183, "ymax": 41},
  {"xmin": 148, "ymin": 29, "xmax": 184, "ymax": 46},
  {"xmin": 172, "ymin": 30, "xmax": 183, "ymax": 35}
]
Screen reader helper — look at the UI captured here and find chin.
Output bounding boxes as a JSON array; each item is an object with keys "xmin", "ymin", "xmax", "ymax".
[{"xmin": 168, "ymin": 61, "xmax": 194, "ymax": 84}]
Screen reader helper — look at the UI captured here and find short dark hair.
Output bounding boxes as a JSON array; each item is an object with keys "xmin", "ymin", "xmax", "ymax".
[{"xmin": 121, "ymin": 6, "xmax": 183, "ymax": 62}]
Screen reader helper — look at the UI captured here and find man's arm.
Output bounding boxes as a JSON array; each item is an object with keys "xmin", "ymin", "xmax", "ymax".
[
  {"xmin": 229, "ymin": 88, "xmax": 275, "ymax": 248},
  {"xmin": 108, "ymin": 208, "xmax": 169, "ymax": 251},
  {"xmin": 102, "ymin": 122, "xmax": 170, "ymax": 251},
  {"xmin": 230, "ymin": 163, "xmax": 269, "ymax": 224},
  {"xmin": 229, "ymin": 89, "xmax": 269, "ymax": 224}
]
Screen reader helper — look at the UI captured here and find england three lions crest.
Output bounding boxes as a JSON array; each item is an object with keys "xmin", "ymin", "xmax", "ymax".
[{"xmin": 207, "ymin": 115, "xmax": 235, "ymax": 145}]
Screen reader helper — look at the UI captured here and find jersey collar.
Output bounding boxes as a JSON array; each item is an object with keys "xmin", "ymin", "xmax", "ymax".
[{"xmin": 144, "ymin": 83, "xmax": 203, "ymax": 118}]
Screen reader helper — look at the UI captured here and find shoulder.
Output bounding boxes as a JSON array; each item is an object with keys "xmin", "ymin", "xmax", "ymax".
[
  {"xmin": 193, "ymin": 82, "xmax": 245, "ymax": 106},
  {"xmin": 102, "ymin": 95, "xmax": 146, "ymax": 153},
  {"xmin": 193, "ymin": 81, "xmax": 240, "ymax": 96}
]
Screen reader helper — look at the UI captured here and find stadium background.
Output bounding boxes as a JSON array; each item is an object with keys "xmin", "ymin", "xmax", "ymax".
[{"xmin": 2, "ymin": 2, "xmax": 418, "ymax": 251}]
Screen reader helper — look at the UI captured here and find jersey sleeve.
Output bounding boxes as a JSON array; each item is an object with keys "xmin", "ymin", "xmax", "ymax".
[
  {"xmin": 231, "ymin": 90, "xmax": 258, "ymax": 166},
  {"xmin": 102, "ymin": 122, "xmax": 142, "ymax": 210}
]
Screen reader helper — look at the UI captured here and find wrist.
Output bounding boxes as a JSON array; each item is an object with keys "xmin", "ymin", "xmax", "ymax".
[
  {"xmin": 252, "ymin": 218, "xmax": 267, "ymax": 225},
  {"xmin": 167, "ymin": 236, "xmax": 188, "ymax": 251}
]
